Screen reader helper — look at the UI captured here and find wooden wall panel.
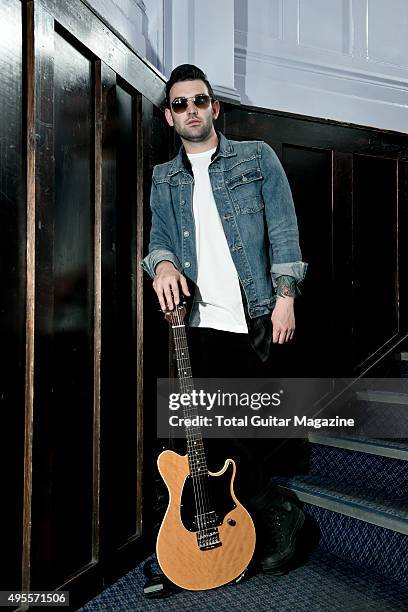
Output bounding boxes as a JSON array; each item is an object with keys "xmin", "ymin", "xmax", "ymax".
[
  {"xmin": 352, "ymin": 155, "xmax": 398, "ymax": 366},
  {"xmin": 99, "ymin": 71, "xmax": 141, "ymax": 555},
  {"xmin": 30, "ymin": 20, "xmax": 95, "ymax": 590},
  {"xmin": 222, "ymin": 104, "xmax": 408, "ymax": 375},
  {"xmin": 16, "ymin": 1, "xmax": 169, "ymax": 605},
  {"xmin": 398, "ymin": 161, "xmax": 408, "ymax": 334},
  {"xmin": 282, "ymin": 146, "xmax": 333, "ymax": 376},
  {"xmin": 0, "ymin": 0, "xmax": 25, "ymax": 592}
]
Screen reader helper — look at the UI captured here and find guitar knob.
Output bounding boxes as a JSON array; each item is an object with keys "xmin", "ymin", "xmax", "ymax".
[{"xmin": 227, "ymin": 518, "xmax": 236, "ymax": 526}]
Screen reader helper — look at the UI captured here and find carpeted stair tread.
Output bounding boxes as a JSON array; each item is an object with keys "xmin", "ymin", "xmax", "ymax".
[
  {"xmin": 309, "ymin": 433, "xmax": 408, "ymax": 453},
  {"xmin": 79, "ymin": 548, "xmax": 407, "ymax": 611},
  {"xmin": 272, "ymin": 474, "xmax": 408, "ymax": 522},
  {"xmin": 304, "ymin": 505, "xmax": 408, "ymax": 586},
  {"xmin": 306, "ymin": 444, "xmax": 408, "ymax": 497},
  {"xmin": 335, "ymin": 436, "xmax": 408, "ymax": 450}
]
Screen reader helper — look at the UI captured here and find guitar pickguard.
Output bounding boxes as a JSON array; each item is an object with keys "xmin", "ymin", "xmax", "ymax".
[{"xmin": 180, "ymin": 462, "xmax": 236, "ymax": 532}]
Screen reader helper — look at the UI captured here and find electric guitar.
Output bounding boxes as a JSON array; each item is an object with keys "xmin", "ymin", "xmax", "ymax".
[{"xmin": 156, "ymin": 303, "xmax": 256, "ymax": 591}]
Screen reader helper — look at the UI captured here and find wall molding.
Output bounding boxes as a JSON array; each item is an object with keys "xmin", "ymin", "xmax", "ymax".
[
  {"xmin": 234, "ymin": 45, "xmax": 408, "ymax": 93},
  {"xmin": 213, "ymin": 83, "xmax": 241, "ymax": 103}
]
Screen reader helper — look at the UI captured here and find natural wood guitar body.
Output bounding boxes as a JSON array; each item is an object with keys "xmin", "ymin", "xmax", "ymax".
[{"xmin": 156, "ymin": 449, "xmax": 256, "ymax": 591}]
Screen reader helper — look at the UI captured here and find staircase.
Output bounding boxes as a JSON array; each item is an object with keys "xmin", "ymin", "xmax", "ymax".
[{"xmin": 272, "ymin": 350, "xmax": 408, "ymax": 597}]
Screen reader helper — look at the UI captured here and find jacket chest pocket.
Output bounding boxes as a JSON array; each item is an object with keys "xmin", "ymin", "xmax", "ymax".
[{"xmin": 226, "ymin": 168, "xmax": 264, "ymax": 213}]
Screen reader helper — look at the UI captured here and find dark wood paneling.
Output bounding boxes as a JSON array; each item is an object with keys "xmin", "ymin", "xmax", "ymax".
[
  {"xmin": 0, "ymin": 0, "xmax": 25, "ymax": 592},
  {"xmin": 140, "ymin": 102, "xmax": 174, "ymax": 538},
  {"xmin": 19, "ymin": 2, "xmax": 169, "ymax": 605},
  {"xmin": 224, "ymin": 106, "xmax": 408, "ymax": 160},
  {"xmin": 223, "ymin": 104, "xmax": 408, "ymax": 374},
  {"xmin": 398, "ymin": 162, "xmax": 408, "ymax": 333},
  {"xmin": 352, "ymin": 155, "xmax": 398, "ymax": 365},
  {"xmin": 99, "ymin": 70, "xmax": 140, "ymax": 555},
  {"xmin": 4, "ymin": 0, "xmax": 169, "ymax": 606},
  {"xmin": 29, "ymin": 0, "xmax": 57, "ymax": 592},
  {"xmin": 38, "ymin": 0, "xmax": 165, "ymax": 106},
  {"xmin": 332, "ymin": 151, "xmax": 353, "ymax": 374},
  {"xmin": 282, "ymin": 146, "xmax": 332, "ymax": 376},
  {"xmin": 31, "ymin": 21, "xmax": 95, "ymax": 589}
]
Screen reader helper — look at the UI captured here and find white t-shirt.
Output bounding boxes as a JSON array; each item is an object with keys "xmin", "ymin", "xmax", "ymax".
[{"xmin": 187, "ymin": 147, "xmax": 248, "ymax": 333}]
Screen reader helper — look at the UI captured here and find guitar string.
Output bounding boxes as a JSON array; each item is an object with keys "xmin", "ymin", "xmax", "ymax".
[
  {"xmin": 172, "ymin": 307, "xmax": 209, "ymax": 533},
  {"xmin": 172, "ymin": 311, "xmax": 209, "ymax": 534},
  {"xmin": 172, "ymin": 307, "xmax": 214, "ymax": 536}
]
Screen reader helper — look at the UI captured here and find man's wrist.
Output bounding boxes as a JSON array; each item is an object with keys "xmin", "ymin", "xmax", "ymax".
[{"xmin": 155, "ymin": 260, "xmax": 176, "ymax": 274}]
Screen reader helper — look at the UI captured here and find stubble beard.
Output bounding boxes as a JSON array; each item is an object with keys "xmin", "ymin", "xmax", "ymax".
[{"xmin": 175, "ymin": 114, "xmax": 214, "ymax": 143}]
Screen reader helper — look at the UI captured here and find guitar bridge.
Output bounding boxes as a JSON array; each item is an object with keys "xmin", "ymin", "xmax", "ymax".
[{"xmin": 196, "ymin": 527, "xmax": 222, "ymax": 551}]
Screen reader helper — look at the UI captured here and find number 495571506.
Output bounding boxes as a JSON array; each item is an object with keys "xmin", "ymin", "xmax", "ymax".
[{"xmin": 0, "ymin": 591, "xmax": 69, "ymax": 607}]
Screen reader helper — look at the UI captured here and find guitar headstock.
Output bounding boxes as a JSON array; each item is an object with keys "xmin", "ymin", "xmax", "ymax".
[{"xmin": 163, "ymin": 301, "xmax": 187, "ymax": 326}]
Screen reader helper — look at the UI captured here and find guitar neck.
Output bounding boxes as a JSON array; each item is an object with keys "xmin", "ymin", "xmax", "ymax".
[{"xmin": 170, "ymin": 321, "xmax": 208, "ymax": 477}]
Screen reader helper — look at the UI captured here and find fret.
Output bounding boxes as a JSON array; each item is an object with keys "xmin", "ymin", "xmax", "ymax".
[
  {"xmin": 188, "ymin": 462, "xmax": 207, "ymax": 470},
  {"xmin": 196, "ymin": 511, "xmax": 216, "ymax": 519},
  {"xmin": 188, "ymin": 454, "xmax": 207, "ymax": 463},
  {"xmin": 187, "ymin": 438, "xmax": 204, "ymax": 445},
  {"xmin": 187, "ymin": 440, "xmax": 205, "ymax": 449},
  {"xmin": 188, "ymin": 448, "xmax": 206, "ymax": 455},
  {"xmin": 187, "ymin": 443, "xmax": 205, "ymax": 451},
  {"xmin": 188, "ymin": 458, "xmax": 208, "ymax": 467},
  {"xmin": 188, "ymin": 458, "xmax": 207, "ymax": 466},
  {"xmin": 189, "ymin": 470, "xmax": 209, "ymax": 478}
]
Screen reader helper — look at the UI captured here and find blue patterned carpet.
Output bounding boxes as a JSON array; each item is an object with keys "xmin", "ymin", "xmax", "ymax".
[
  {"xmin": 309, "ymin": 444, "xmax": 408, "ymax": 498},
  {"xmin": 304, "ymin": 505, "xmax": 408, "ymax": 585},
  {"xmin": 79, "ymin": 548, "xmax": 407, "ymax": 611}
]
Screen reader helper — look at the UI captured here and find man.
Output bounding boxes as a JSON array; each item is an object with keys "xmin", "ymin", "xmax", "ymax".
[{"xmin": 142, "ymin": 64, "xmax": 308, "ymax": 575}]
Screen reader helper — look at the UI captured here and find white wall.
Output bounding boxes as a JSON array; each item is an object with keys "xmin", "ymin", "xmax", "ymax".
[
  {"xmin": 85, "ymin": 0, "xmax": 408, "ymax": 133},
  {"xmin": 234, "ymin": 0, "xmax": 408, "ymax": 133}
]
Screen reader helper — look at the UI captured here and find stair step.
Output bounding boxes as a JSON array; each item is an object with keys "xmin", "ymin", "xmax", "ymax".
[
  {"xmin": 303, "ymin": 504, "xmax": 408, "ymax": 586},
  {"xmin": 273, "ymin": 476, "xmax": 408, "ymax": 535},
  {"xmin": 347, "ymin": 389, "xmax": 408, "ymax": 436},
  {"xmin": 308, "ymin": 433, "xmax": 408, "ymax": 460},
  {"xmin": 356, "ymin": 390, "xmax": 408, "ymax": 404},
  {"xmin": 303, "ymin": 443, "xmax": 408, "ymax": 498}
]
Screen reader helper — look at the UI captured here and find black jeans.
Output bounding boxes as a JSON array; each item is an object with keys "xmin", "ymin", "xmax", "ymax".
[{"xmin": 186, "ymin": 327, "xmax": 299, "ymax": 504}]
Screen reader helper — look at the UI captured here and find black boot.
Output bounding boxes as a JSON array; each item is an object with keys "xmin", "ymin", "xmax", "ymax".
[{"xmin": 249, "ymin": 489, "xmax": 305, "ymax": 575}]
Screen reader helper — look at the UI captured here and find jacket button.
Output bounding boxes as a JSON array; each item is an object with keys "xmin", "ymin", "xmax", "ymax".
[
  {"xmin": 184, "ymin": 261, "xmax": 191, "ymax": 268},
  {"xmin": 183, "ymin": 230, "xmax": 190, "ymax": 237}
]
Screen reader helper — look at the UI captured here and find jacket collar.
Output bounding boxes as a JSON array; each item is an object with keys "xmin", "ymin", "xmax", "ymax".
[{"xmin": 167, "ymin": 131, "xmax": 236, "ymax": 177}]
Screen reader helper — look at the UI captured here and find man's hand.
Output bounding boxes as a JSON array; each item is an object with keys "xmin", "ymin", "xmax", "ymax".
[
  {"xmin": 153, "ymin": 261, "xmax": 190, "ymax": 311},
  {"xmin": 271, "ymin": 296, "xmax": 295, "ymax": 344}
]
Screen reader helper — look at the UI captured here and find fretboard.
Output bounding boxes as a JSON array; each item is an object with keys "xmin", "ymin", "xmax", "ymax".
[{"xmin": 171, "ymin": 322, "xmax": 208, "ymax": 478}]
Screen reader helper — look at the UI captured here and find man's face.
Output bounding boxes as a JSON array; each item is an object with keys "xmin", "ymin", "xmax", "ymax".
[{"xmin": 165, "ymin": 80, "xmax": 220, "ymax": 142}]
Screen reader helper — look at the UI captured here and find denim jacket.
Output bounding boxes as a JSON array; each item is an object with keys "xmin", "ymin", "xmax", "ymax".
[{"xmin": 141, "ymin": 132, "xmax": 307, "ymax": 318}]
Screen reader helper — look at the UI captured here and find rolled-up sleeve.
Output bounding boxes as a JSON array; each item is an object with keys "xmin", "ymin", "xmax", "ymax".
[
  {"xmin": 140, "ymin": 175, "xmax": 181, "ymax": 279},
  {"xmin": 260, "ymin": 142, "xmax": 308, "ymax": 294}
]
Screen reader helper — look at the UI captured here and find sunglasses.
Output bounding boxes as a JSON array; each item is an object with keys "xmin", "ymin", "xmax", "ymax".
[{"xmin": 170, "ymin": 94, "xmax": 214, "ymax": 114}]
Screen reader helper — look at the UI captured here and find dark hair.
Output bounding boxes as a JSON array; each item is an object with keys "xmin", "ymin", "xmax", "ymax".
[{"xmin": 165, "ymin": 64, "xmax": 215, "ymax": 107}]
